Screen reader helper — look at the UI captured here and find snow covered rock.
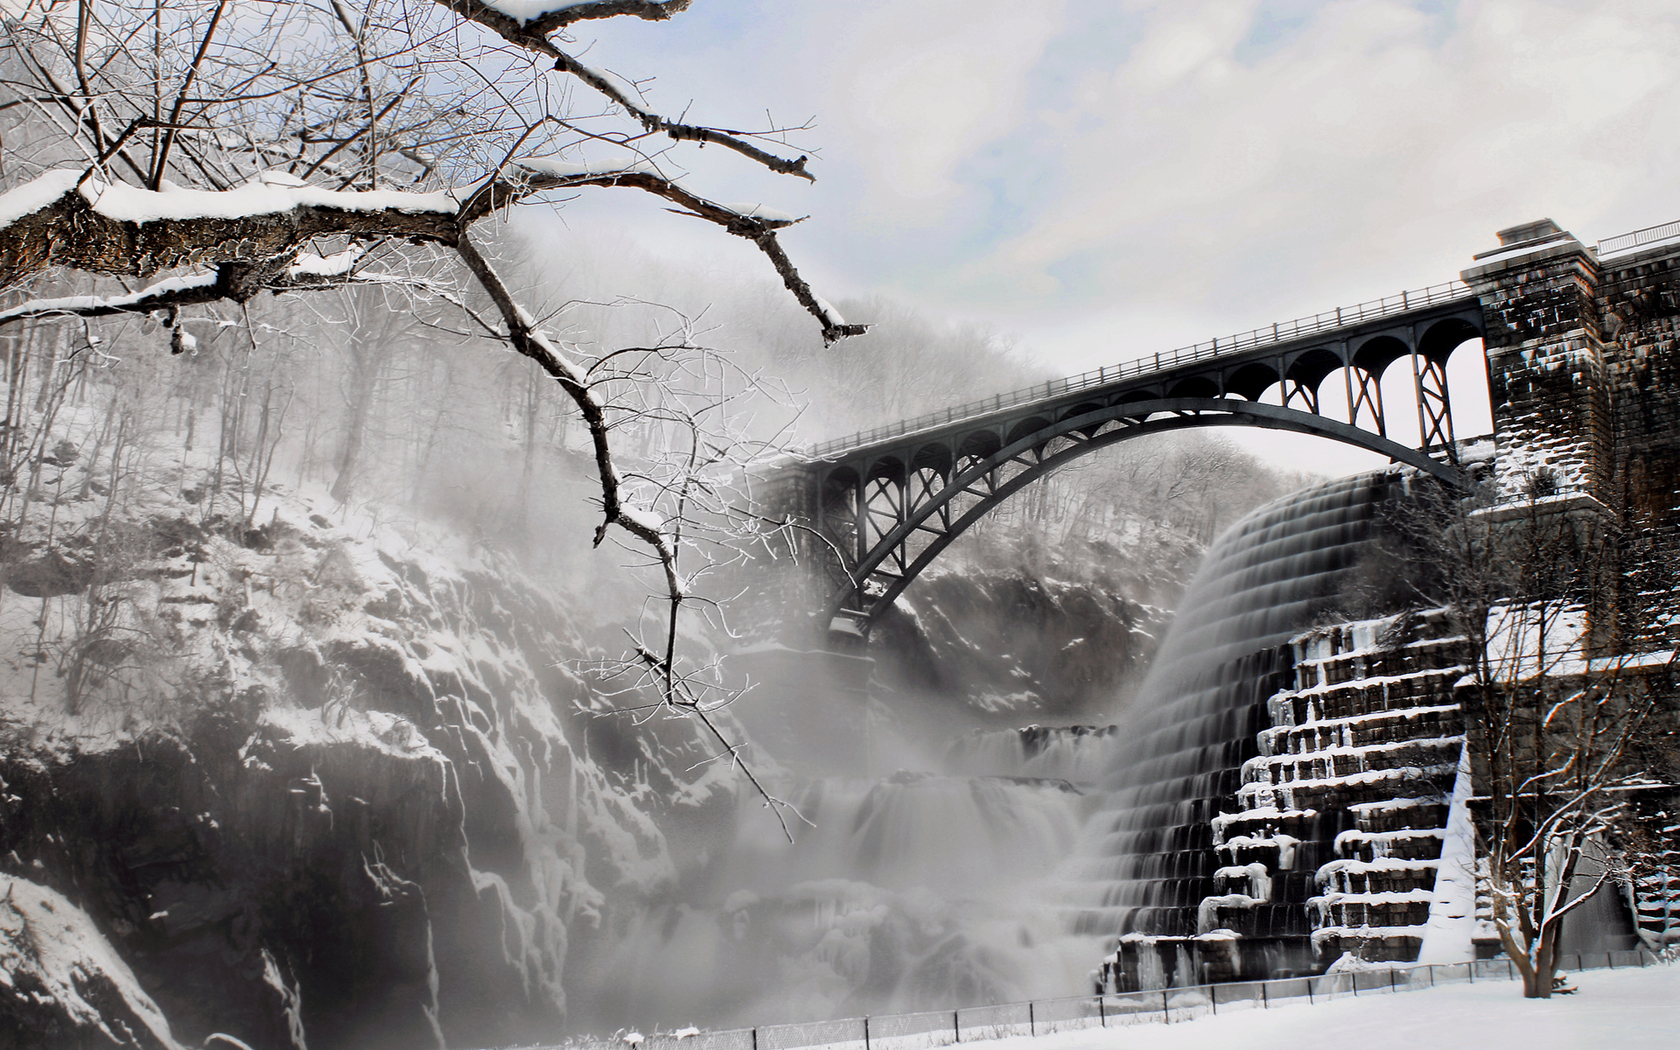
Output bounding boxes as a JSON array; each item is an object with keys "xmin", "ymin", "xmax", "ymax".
[
  {"xmin": 0, "ymin": 481, "xmax": 739, "ymax": 1049},
  {"xmin": 0, "ymin": 875, "xmax": 182, "ymax": 1050}
]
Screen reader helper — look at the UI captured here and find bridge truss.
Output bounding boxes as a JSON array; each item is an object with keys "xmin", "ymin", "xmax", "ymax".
[{"xmin": 782, "ymin": 291, "xmax": 1487, "ymax": 635}]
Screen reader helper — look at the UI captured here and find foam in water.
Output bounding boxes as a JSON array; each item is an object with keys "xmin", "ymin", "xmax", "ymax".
[{"xmin": 582, "ymin": 767, "xmax": 1113, "ymax": 1028}]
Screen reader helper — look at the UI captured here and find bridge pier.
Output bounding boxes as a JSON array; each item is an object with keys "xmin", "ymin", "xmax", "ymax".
[
  {"xmin": 1462, "ymin": 219, "xmax": 1613, "ymax": 502},
  {"xmin": 1464, "ymin": 217, "xmax": 1680, "ymax": 649}
]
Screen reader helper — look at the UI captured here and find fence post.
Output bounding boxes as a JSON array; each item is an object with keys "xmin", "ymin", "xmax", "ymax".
[
  {"xmin": 953, "ymin": 1010, "xmax": 959, "ymax": 1044},
  {"xmin": 1390, "ymin": 969, "xmax": 1396, "ymax": 993},
  {"xmin": 864, "ymin": 1016, "xmax": 870, "ymax": 1050},
  {"xmin": 1307, "ymin": 979, "xmax": 1313, "ymax": 1005},
  {"xmin": 1161, "ymin": 990, "xmax": 1170, "ymax": 1023},
  {"xmin": 752, "ymin": 1028, "xmax": 758, "ymax": 1050},
  {"xmin": 1607, "ymin": 952, "xmax": 1615, "ymax": 970},
  {"xmin": 1428, "ymin": 965, "xmax": 1434, "ymax": 988},
  {"xmin": 1352, "ymin": 976, "xmax": 1359, "ymax": 997},
  {"xmin": 1209, "ymin": 985, "xmax": 1216, "ymax": 1016},
  {"xmin": 1261, "ymin": 982, "xmax": 1268, "ymax": 1009},
  {"xmin": 1097, "ymin": 995, "xmax": 1105, "ymax": 1027}
]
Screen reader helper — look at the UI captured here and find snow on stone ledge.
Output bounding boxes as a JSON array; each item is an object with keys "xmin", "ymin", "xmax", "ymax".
[{"xmin": 0, "ymin": 875, "xmax": 184, "ymax": 1049}]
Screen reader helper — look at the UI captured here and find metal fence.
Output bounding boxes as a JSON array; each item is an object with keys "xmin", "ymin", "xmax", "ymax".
[
  {"xmin": 494, "ymin": 950, "xmax": 1663, "ymax": 1050},
  {"xmin": 805, "ymin": 281, "xmax": 1472, "ymax": 459},
  {"xmin": 1598, "ymin": 218, "xmax": 1680, "ymax": 256}
]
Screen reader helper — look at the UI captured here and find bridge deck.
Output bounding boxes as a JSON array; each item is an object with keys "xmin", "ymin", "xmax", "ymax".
[{"xmin": 805, "ymin": 281, "xmax": 1474, "ymax": 461}]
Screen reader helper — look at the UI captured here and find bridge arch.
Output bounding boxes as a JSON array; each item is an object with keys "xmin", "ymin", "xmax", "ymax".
[
  {"xmin": 791, "ymin": 294, "xmax": 1487, "ymax": 635},
  {"xmin": 821, "ymin": 397, "xmax": 1468, "ymax": 633}
]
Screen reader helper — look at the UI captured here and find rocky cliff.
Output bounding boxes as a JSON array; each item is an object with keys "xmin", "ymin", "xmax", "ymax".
[
  {"xmin": 0, "ymin": 456, "xmax": 1181, "ymax": 1047},
  {"xmin": 0, "ymin": 478, "xmax": 738, "ymax": 1050}
]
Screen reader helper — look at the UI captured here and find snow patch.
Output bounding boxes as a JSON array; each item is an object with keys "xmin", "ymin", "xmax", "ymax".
[
  {"xmin": 1417, "ymin": 743, "xmax": 1478, "ymax": 963},
  {"xmin": 0, "ymin": 875, "xmax": 184, "ymax": 1049},
  {"xmin": 0, "ymin": 168, "xmax": 81, "ymax": 228}
]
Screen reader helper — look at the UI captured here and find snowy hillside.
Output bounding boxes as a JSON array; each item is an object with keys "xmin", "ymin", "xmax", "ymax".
[{"xmin": 0, "ymin": 458, "xmax": 743, "ymax": 1049}]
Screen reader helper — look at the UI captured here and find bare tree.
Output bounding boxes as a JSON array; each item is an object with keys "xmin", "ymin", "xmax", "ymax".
[
  {"xmin": 1387, "ymin": 469, "xmax": 1670, "ymax": 996},
  {"xmin": 0, "ymin": 0, "xmax": 864, "ymax": 832}
]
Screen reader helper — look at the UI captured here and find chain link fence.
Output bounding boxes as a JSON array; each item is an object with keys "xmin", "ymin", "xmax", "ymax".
[{"xmin": 489, "ymin": 950, "xmax": 1663, "ymax": 1050}]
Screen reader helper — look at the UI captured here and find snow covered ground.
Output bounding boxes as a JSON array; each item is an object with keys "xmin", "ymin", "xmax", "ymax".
[{"xmin": 979, "ymin": 965, "xmax": 1678, "ymax": 1050}]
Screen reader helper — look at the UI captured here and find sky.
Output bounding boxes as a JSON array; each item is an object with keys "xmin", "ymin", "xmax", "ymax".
[{"xmin": 541, "ymin": 0, "xmax": 1680, "ymax": 474}]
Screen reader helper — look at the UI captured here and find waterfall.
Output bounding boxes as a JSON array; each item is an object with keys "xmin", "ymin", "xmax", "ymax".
[
  {"xmin": 1065, "ymin": 472, "xmax": 1394, "ymax": 942},
  {"xmin": 578, "ymin": 769, "xmax": 1110, "ymax": 1029},
  {"xmin": 579, "ymin": 471, "xmax": 1401, "ymax": 1028}
]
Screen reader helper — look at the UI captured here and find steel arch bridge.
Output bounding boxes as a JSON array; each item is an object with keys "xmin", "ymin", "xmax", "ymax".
[{"xmin": 774, "ymin": 286, "xmax": 1487, "ymax": 635}]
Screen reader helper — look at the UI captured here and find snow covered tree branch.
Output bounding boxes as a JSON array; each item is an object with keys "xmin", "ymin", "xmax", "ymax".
[
  {"xmin": 1387, "ymin": 467, "xmax": 1668, "ymax": 996},
  {"xmin": 0, "ymin": 0, "xmax": 851, "ymax": 835}
]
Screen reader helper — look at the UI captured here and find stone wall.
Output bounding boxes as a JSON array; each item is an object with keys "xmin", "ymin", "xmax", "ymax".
[
  {"xmin": 1463, "ymin": 219, "xmax": 1680, "ymax": 649},
  {"xmin": 1597, "ymin": 244, "xmax": 1680, "ymax": 647},
  {"xmin": 1462, "ymin": 220, "xmax": 1613, "ymax": 502},
  {"xmin": 1193, "ymin": 611, "xmax": 1472, "ymax": 975}
]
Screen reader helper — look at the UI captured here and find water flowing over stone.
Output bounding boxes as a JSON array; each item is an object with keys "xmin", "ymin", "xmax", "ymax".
[
  {"xmin": 1067, "ymin": 473, "xmax": 1395, "ymax": 943},
  {"xmin": 581, "ymin": 770, "xmax": 1104, "ymax": 1029}
]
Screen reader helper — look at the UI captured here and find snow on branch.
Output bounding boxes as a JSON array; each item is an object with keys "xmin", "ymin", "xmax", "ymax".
[
  {"xmin": 0, "ymin": 273, "xmax": 220, "ymax": 326},
  {"xmin": 0, "ymin": 249, "xmax": 403, "ymax": 327},
  {"xmin": 0, "ymin": 161, "xmax": 861, "ymax": 339},
  {"xmin": 0, "ymin": 169, "xmax": 465, "ymax": 293},
  {"xmin": 444, "ymin": 0, "xmax": 689, "ymax": 40}
]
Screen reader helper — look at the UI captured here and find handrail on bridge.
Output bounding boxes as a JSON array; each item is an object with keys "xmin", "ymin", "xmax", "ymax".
[
  {"xmin": 1597, "ymin": 218, "xmax": 1680, "ymax": 256},
  {"xmin": 806, "ymin": 280, "xmax": 1472, "ymax": 459}
]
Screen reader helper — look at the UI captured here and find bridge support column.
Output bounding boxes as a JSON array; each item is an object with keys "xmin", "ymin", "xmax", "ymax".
[{"xmin": 1462, "ymin": 219, "xmax": 1612, "ymax": 501}]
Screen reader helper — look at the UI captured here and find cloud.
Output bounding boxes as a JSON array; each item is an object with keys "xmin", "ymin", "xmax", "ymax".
[
  {"xmin": 919, "ymin": 0, "xmax": 1680, "ymax": 335},
  {"xmin": 548, "ymin": 0, "xmax": 1680, "ymax": 382},
  {"xmin": 825, "ymin": 0, "xmax": 1071, "ymax": 224}
]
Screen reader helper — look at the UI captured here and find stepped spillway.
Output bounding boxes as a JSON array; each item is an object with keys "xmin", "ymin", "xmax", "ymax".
[{"xmin": 1065, "ymin": 473, "xmax": 1398, "ymax": 943}]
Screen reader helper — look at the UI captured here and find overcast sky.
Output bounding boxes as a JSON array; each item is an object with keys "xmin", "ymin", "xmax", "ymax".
[{"xmin": 545, "ymin": 0, "xmax": 1680, "ymax": 473}]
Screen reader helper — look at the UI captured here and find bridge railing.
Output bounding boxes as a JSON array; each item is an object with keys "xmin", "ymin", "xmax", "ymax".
[
  {"xmin": 807, "ymin": 281, "xmax": 1472, "ymax": 459},
  {"xmin": 1598, "ymin": 218, "xmax": 1680, "ymax": 256}
]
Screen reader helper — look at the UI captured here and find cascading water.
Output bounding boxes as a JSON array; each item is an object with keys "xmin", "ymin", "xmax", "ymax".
[
  {"xmin": 580, "ymin": 471, "xmax": 1402, "ymax": 1028},
  {"xmin": 577, "ymin": 765, "xmax": 1112, "ymax": 1030},
  {"xmin": 1064, "ymin": 472, "xmax": 1397, "ymax": 960},
  {"xmin": 944, "ymin": 725, "xmax": 1127, "ymax": 784}
]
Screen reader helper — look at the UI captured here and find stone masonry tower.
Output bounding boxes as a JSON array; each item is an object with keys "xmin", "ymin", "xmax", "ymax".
[
  {"xmin": 1461, "ymin": 219, "xmax": 1613, "ymax": 501},
  {"xmin": 1463, "ymin": 217, "xmax": 1680, "ymax": 645}
]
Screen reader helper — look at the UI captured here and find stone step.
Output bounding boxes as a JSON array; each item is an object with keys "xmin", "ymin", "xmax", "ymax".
[
  {"xmin": 1316, "ymin": 858, "xmax": 1439, "ymax": 896},
  {"xmin": 1275, "ymin": 668, "xmax": 1467, "ymax": 724},
  {"xmin": 1333, "ymin": 827, "xmax": 1447, "ymax": 862},
  {"xmin": 1239, "ymin": 763, "xmax": 1459, "ymax": 813},
  {"xmin": 1260, "ymin": 704, "xmax": 1463, "ymax": 756},
  {"xmin": 1245, "ymin": 736, "xmax": 1464, "ymax": 786}
]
